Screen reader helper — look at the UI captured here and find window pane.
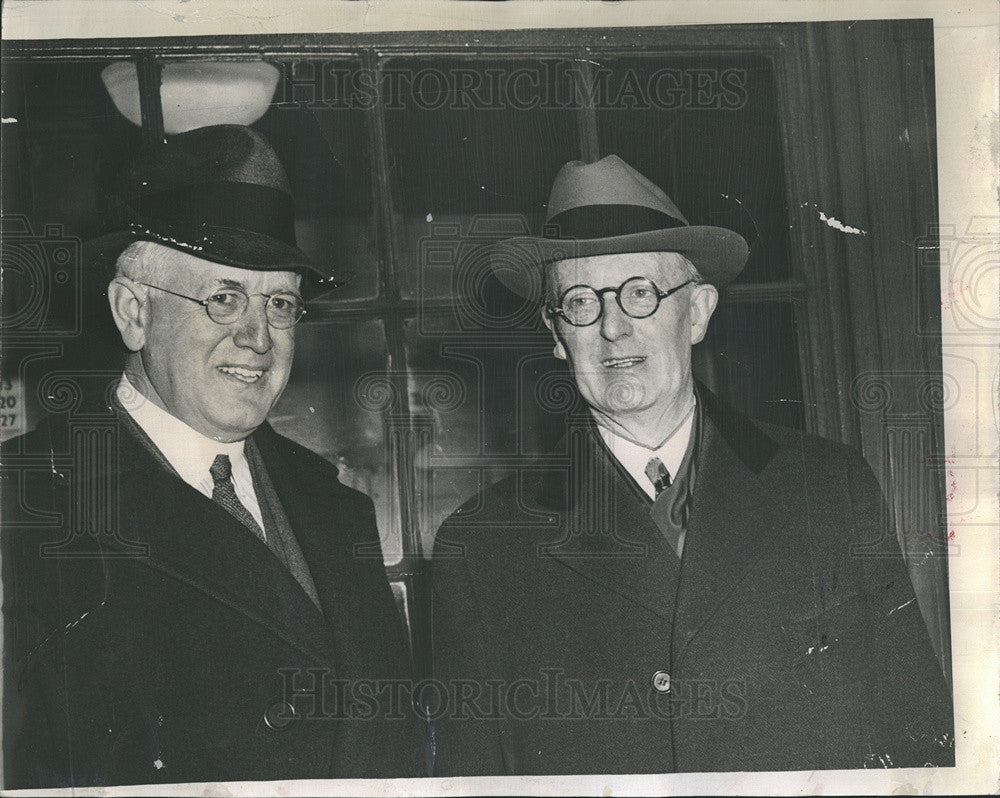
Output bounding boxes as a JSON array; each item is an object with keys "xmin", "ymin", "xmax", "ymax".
[
  {"xmin": 403, "ymin": 315, "xmax": 565, "ymax": 554},
  {"xmin": 1, "ymin": 59, "xmax": 140, "ymax": 419},
  {"xmin": 257, "ymin": 59, "xmax": 377, "ymax": 300},
  {"xmin": 382, "ymin": 56, "xmax": 582, "ymax": 299},
  {"xmin": 595, "ymin": 54, "xmax": 791, "ymax": 283},
  {"xmin": 2, "ymin": 60, "xmax": 139, "ymax": 239},
  {"xmin": 693, "ymin": 301, "xmax": 805, "ymax": 429},
  {"xmin": 268, "ymin": 319, "xmax": 402, "ymax": 565}
]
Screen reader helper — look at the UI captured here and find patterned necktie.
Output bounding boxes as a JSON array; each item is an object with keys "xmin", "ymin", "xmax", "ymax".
[
  {"xmin": 644, "ymin": 456, "xmax": 672, "ymax": 497},
  {"xmin": 210, "ymin": 453, "xmax": 266, "ymax": 542}
]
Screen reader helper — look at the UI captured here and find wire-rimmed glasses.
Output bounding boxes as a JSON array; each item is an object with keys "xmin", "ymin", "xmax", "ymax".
[{"xmin": 136, "ymin": 282, "xmax": 306, "ymax": 329}]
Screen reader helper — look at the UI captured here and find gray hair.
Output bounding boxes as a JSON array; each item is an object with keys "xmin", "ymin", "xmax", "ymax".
[
  {"xmin": 678, "ymin": 255, "xmax": 704, "ymax": 284},
  {"xmin": 114, "ymin": 240, "xmax": 303, "ymax": 290},
  {"xmin": 113, "ymin": 240, "xmax": 178, "ymax": 285}
]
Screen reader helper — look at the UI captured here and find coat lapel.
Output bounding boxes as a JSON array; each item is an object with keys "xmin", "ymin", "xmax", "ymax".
[
  {"xmin": 252, "ymin": 423, "xmax": 392, "ymax": 674},
  {"xmin": 670, "ymin": 388, "xmax": 784, "ymax": 666},
  {"xmin": 540, "ymin": 421, "xmax": 680, "ymax": 621},
  {"xmin": 102, "ymin": 416, "xmax": 338, "ymax": 664},
  {"xmin": 536, "ymin": 387, "xmax": 787, "ymax": 657}
]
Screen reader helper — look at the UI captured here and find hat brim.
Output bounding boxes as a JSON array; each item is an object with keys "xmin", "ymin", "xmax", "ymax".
[
  {"xmin": 490, "ymin": 225, "xmax": 749, "ymax": 299},
  {"xmin": 85, "ymin": 224, "xmax": 339, "ymax": 281}
]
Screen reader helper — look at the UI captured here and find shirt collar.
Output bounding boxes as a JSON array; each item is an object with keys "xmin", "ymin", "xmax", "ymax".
[
  {"xmin": 595, "ymin": 402, "xmax": 696, "ymax": 500},
  {"xmin": 116, "ymin": 373, "xmax": 247, "ymax": 488}
]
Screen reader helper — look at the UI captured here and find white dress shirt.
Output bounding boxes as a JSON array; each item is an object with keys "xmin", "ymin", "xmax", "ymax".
[
  {"xmin": 116, "ymin": 374, "xmax": 266, "ymax": 536},
  {"xmin": 595, "ymin": 403, "xmax": 696, "ymax": 501}
]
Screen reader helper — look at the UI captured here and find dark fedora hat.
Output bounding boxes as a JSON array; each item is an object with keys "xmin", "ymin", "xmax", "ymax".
[
  {"xmin": 86, "ymin": 124, "xmax": 336, "ymax": 282},
  {"xmin": 490, "ymin": 155, "xmax": 749, "ymax": 299}
]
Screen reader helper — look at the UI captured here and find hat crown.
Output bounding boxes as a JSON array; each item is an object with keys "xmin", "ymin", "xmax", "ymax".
[
  {"xmin": 120, "ymin": 124, "xmax": 291, "ymax": 197},
  {"xmin": 488, "ymin": 153, "xmax": 749, "ymax": 298},
  {"xmin": 89, "ymin": 124, "xmax": 335, "ymax": 281},
  {"xmin": 546, "ymin": 154, "xmax": 688, "ymax": 225}
]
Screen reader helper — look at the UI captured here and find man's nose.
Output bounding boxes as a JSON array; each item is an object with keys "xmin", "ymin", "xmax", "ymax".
[
  {"xmin": 599, "ymin": 295, "xmax": 633, "ymax": 341},
  {"xmin": 233, "ymin": 297, "xmax": 273, "ymax": 354}
]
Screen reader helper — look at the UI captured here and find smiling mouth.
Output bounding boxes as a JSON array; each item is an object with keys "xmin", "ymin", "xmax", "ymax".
[
  {"xmin": 218, "ymin": 365, "xmax": 266, "ymax": 384},
  {"xmin": 602, "ymin": 357, "xmax": 646, "ymax": 369}
]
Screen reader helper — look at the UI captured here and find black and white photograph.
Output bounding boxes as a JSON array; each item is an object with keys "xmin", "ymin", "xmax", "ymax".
[{"xmin": 0, "ymin": 1, "xmax": 996, "ymax": 795}]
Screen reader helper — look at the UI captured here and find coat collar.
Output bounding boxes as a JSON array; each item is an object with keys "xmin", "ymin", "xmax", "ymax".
[
  {"xmin": 117, "ymin": 416, "xmax": 342, "ymax": 663},
  {"xmin": 694, "ymin": 381, "xmax": 778, "ymax": 474},
  {"xmin": 535, "ymin": 382, "xmax": 777, "ymax": 511},
  {"xmin": 251, "ymin": 422, "xmax": 402, "ymax": 679},
  {"xmin": 536, "ymin": 419, "xmax": 681, "ymax": 620},
  {"xmin": 670, "ymin": 394, "xmax": 787, "ymax": 666},
  {"xmin": 538, "ymin": 384, "xmax": 786, "ymax": 648},
  {"xmin": 46, "ymin": 402, "xmax": 359, "ymax": 667}
]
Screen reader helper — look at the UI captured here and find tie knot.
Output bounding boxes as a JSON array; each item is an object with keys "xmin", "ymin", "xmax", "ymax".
[
  {"xmin": 210, "ymin": 453, "xmax": 233, "ymax": 485},
  {"xmin": 644, "ymin": 456, "xmax": 671, "ymax": 496}
]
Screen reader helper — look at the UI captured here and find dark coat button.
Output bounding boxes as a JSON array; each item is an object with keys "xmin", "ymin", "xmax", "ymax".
[{"xmin": 652, "ymin": 670, "xmax": 671, "ymax": 693}]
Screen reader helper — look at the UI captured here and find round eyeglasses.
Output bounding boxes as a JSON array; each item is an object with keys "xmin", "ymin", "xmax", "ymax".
[
  {"xmin": 136, "ymin": 282, "xmax": 306, "ymax": 329},
  {"xmin": 546, "ymin": 276, "xmax": 693, "ymax": 327}
]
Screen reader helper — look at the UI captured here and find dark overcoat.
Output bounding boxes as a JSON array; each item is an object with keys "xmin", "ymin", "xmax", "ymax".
[
  {"xmin": 2, "ymin": 407, "xmax": 425, "ymax": 788},
  {"xmin": 430, "ymin": 388, "xmax": 954, "ymax": 775}
]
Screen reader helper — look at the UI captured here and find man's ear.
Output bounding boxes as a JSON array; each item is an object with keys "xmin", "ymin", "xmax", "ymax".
[
  {"xmin": 689, "ymin": 282, "xmax": 719, "ymax": 345},
  {"xmin": 540, "ymin": 306, "xmax": 568, "ymax": 361},
  {"xmin": 108, "ymin": 278, "xmax": 149, "ymax": 352}
]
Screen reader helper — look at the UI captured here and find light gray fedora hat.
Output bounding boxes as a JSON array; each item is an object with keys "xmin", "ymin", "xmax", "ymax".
[{"xmin": 490, "ymin": 154, "xmax": 749, "ymax": 299}]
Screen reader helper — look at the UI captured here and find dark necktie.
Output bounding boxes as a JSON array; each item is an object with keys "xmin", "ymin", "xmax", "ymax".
[
  {"xmin": 210, "ymin": 453, "xmax": 266, "ymax": 542},
  {"xmin": 644, "ymin": 456, "xmax": 672, "ymax": 497},
  {"xmin": 646, "ymin": 455, "xmax": 686, "ymax": 559}
]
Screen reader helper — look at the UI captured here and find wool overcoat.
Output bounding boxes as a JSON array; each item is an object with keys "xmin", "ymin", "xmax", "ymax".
[
  {"xmin": 430, "ymin": 388, "xmax": 954, "ymax": 775},
  {"xmin": 2, "ymin": 406, "xmax": 425, "ymax": 788}
]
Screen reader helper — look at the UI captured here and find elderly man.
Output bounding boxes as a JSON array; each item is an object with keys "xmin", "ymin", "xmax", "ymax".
[
  {"xmin": 430, "ymin": 155, "xmax": 954, "ymax": 775},
  {"xmin": 2, "ymin": 125, "xmax": 422, "ymax": 787}
]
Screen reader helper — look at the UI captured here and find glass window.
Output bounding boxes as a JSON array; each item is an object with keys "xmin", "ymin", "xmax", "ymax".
[
  {"xmin": 594, "ymin": 54, "xmax": 791, "ymax": 283},
  {"xmin": 404, "ymin": 313, "xmax": 569, "ymax": 553},
  {"xmin": 1, "ymin": 60, "xmax": 141, "ymax": 416},
  {"xmin": 2, "ymin": 60, "xmax": 140, "ymax": 238},
  {"xmin": 268, "ymin": 318, "xmax": 402, "ymax": 564},
  {"xmin": 381, "ymin": 56, "xmax": 582, "ymax": 299},
  {"xmin": 256, "ymin": 59, "xmax": 378, "ymax": 300},
  {"xmin": 693, "ymin": 300, "xmax": 805, "ymax": 429},
  {"xmin": 0, "ymin": 21, "xmax": 951, "ymax": 697}
]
